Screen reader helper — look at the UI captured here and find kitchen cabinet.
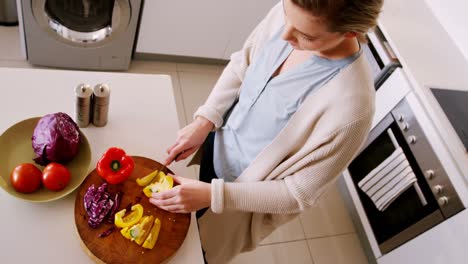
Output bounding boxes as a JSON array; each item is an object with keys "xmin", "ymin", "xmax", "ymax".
[{"xmin": 136, "ymin": 0, "xmax": 278, "ymax": 60}]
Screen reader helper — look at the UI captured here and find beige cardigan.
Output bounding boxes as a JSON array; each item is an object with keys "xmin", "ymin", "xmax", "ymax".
[{"xmin": 194, "ymin": 2, "xmax": 375, "ymax": 263}]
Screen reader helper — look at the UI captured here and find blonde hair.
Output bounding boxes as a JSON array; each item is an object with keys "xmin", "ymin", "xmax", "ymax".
[{"xmin": 291, "ymin": 0, "xmax": 383, "ymax": 42}]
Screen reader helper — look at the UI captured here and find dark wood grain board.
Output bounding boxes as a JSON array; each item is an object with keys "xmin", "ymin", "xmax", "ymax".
[{"xmin": 74, "ymin": 156, "xmax": 190, "ymax": 264}]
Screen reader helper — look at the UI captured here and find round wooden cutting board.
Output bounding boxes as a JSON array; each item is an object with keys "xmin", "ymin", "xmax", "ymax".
[{"xmin": 74, "ymin": 156, "xmax": 191, "ymax": 264}]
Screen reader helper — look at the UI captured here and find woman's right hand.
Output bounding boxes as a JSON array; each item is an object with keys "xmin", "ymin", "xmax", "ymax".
[{"xmin": 164, "ymin": 116, "xmax": 214, "ymax": 165}]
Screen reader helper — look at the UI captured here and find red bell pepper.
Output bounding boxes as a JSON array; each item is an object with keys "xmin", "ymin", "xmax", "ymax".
[{"xmin": 97, "ymin": 147, "xmax": 134, "ymax": 184}]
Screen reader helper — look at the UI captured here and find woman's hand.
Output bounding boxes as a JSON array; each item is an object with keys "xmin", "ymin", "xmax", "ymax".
[
  {"xmin": 164, "ymin": 116, "xmax": 214, "ymax": 165},
  {"xmin": 149, "ymin": 175, "xmax": 211, "ymax": 213}
]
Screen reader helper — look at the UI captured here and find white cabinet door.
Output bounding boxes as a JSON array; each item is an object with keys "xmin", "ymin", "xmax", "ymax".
[{"xmin": 136, "ymin": 0, "xmax": 278, "ymax": 59}]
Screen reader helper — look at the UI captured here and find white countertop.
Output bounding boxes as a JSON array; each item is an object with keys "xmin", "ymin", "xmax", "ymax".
[{"xmin": 0, "ymin": 68, "xmax": 204, "ymax": 264}]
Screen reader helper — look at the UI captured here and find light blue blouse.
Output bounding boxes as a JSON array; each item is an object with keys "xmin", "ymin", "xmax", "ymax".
[{"xmin": 213, "ymin": 28, "xmax": 362, "ymax": 182}]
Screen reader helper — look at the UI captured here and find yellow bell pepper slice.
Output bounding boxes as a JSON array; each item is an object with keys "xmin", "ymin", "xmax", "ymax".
[
  {"xmin": 143, "ymin": 184, "xmax": 153, "ymax": 198},
  {"xmin": 142, "ymin": 175, "xmax": 174, "ymax": 198},
  {"xmin": 142, "ymin": 218, "xmax": 161, "ymax": 249},
  {"xmin": 136, "ymin": 169, "xmax": 164, "ymax": 186},
  {"xmin": 114, "ymin": 204, "xmax": 144, "ymax": 228},
  {"xmin": 129, "ymin": 215, "xmax": 154, "ymax": 245},
  {"xmin": 120, "ymin": 226, "xmax": 132, "ymax": 240}
]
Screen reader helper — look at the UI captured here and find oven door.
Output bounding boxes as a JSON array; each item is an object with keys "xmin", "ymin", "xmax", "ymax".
[{"xmin": 348, "ymin": 99, "xmax": 443, "ymax": 254}]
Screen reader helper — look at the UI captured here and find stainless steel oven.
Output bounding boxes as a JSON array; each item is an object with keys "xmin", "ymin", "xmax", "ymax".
[{"xmin": 347, "ymin": 98, "xmax": 465, "ymax": 254}]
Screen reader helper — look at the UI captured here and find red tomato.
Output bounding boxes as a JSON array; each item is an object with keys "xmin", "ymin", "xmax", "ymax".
[
  {"xmin": 10, "ymin": 163, "xmax": 42, "ymax": 193},
  {"xmin": 42, "ymin": 163, "xmax": 71, "ymax": 191}
]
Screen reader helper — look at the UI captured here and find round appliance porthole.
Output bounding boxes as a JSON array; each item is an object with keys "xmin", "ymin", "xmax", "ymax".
[{"xmin": 31, "ymin": 0, "xmax": 131, "ymax": 47}]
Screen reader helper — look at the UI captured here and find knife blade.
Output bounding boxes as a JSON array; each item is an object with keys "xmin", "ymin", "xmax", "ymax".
[{"xmin": 157, "ymin": 151, "xmax": 183, "ymax": 177}]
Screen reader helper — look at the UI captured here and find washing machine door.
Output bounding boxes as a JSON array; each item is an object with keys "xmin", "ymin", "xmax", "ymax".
[{"xmin": 32, "ymin": 0, "xmax": 131, "ymax": 46}]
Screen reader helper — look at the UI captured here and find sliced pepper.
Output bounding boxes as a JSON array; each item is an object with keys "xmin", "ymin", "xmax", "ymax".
[
  {"xmin": 136, "ymin": 170, "xmax": 164, "ymax": 187},
  {"xmin": 114, "ymin": 204, "xmax": 144, "ymax": 228},
  {"xmin": 97, "ymin": 147, "xmax": 135, "ymax": 185},
  {"xmin": 142, "ymin": 218, "xmax": 161, "ymax": 249},
  {"xmin": 143, "ymin": 174, "xmax": 174, "ymax": 198},
  {"xmin": 120, "ymin": 226, "xmax": 132, "ymax": 240},
  {"xmin": 129, "ymin": 215, "xmax": 154, "ymax": 245}
]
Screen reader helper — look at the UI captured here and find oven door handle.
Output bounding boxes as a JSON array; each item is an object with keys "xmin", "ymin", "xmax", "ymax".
[
  {"xmin": 387, "ymin": 128, "xmax": 428, "ymax": 207},
  {"xmin": 413, "ymin": 182, "xmax": 428, "ymax": 207}
]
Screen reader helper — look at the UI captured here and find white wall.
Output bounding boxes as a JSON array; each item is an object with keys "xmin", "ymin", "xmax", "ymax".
[{"xmin": 424, "ymin": 0, "xmax": 468, "ymax": 61}]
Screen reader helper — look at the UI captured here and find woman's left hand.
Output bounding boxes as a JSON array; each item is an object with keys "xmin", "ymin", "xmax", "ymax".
[{"xmin": 149, "ymin": 175, "xmax": 211, "ymax": 213}]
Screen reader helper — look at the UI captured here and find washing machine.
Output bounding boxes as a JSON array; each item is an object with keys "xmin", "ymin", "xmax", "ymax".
[{"xmin": 19, "ymin": 0, "xmax": 142, "ymax": 70}]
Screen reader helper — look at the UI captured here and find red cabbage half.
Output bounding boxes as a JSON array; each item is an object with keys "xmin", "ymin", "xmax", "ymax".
[{"xmin": 32, "ymin": 112, "xmax": 81, "ymax": 165}]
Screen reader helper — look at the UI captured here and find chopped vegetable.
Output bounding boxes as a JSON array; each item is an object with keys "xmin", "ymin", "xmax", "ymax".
[
  {"xmin": 120, "ymin": 226, "xmax": 132, "ymax": 240},
  {"xmin": 32, "ymin": 112, "xmax": 81, "ymax": 165},
  {"xmin": 83, "ymin": 183, "xmax": 117, "ymax": 228},
  {"xmin": 136, "ymin": 169, "xmax": 160, "ymax": 186},
  {"xmin": 96, "ymin": 147, "xmax": 135, "ymax": 185},
  {"xmin": 142, "ymin": 218, "xmax": 161, "ymax": 249},
  {"xmin": 114, "ymin": 204, "xmax": 144, "ymax": 228},
  {"xmin": 114, "ymin": 204, "xmax": 162, "ymax": 250},
  {"xmin": 107, "ymin": 191, "xmax": 123, "ymax": 223},
  {"xmin": 98, "ymin": 226, "xmax": 116, "ymax": 238},
  {"xmin": 143, "ymin": 173, "xmax": 174, "ymax": 198},
  {"xmin": 129, "ymin": 215, "xmax": 154, "ymax": 245}
]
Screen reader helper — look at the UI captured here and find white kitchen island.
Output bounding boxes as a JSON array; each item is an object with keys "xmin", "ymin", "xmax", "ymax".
[{"xmin": 0, "ymin": 68, "xmax": 204, "ymax": 264}]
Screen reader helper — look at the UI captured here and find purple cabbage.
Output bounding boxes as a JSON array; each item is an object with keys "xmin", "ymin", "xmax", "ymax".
[
  {"xmin": 84, "ymin": 183, "xmax": 122, "ymax": 229},
  {"xmin": 83, "ymin": 184, "xmax": 97, "ymax": 212},
  {"xmin": 98, "ymin": 226, "xmax": 116, "ymax": 238},
  {"xmin": 32, "ymin": 112, "xmax": 81, "ymax": 165},
  {"xmin": 107, "ymin": 191, "xmax": 122, "ymax": 223},
  {"xmin": 88, "ymin": 198, "xmax": 114, "ymax": 228}
]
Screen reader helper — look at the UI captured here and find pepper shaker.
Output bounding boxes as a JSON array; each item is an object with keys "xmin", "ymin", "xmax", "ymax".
[
  {"xmin": 93, "ymin": 83, "xmax": 110, "ymax": 127},
  {"xmin": 74, "ymin": 83, "xmax": 93, "ymax": 127}
]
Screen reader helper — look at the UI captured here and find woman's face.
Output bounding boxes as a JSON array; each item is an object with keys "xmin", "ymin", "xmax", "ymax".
[{"xmin": 281, "ymin": 0, "xmax": 348, "ymax": 52}]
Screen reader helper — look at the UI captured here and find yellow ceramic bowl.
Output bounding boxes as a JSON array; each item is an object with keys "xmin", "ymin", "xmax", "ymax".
[{"xmin": 0, "ymin": 117, "xmax": 91, "ymax": 202}]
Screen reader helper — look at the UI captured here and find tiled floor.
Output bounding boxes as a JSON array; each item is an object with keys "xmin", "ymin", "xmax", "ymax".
[{"xmin": 0, "ymin": 26, "xmax": 369, "ymax": 264}]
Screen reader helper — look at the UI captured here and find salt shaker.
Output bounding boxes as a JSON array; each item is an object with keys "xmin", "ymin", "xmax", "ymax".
[
  {"xmin": 74, "ymin": 84, "xmax": 93, "ymax": 127},
  {"xmin": 93, "ymin": 83, "xmax": 110, "ymax": 127}
]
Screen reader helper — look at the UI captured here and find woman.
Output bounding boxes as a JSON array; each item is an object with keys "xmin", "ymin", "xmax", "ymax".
[{"xmin": 150, "ymin": 0, "xmax": 383, "ymax": 263}]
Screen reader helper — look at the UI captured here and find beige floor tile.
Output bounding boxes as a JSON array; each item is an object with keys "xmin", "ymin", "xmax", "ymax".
[
  {"xmin": 128, "ymin": 60, "xmax": 189, "ymax": 128},
  {"xmin": 177, "ymin": 71, "xmax": 221, "ymax": 123},
  {"xmin": 260, "ymin": 217, "xmax": 306, "ymax": 245},
  {"xmin": 231, "ymin": 240, "xmax": 313, "ymax": 264},
  {"xmin": 127, "ymin": 60, "xmax": 187, "ymax": 128},
  {"xmin": 176, "ymin": 63, "xmax": 225, "ymax": 75},
  {"xmin": 300, "ymin": 182, "xmax": 356, "ymax": 238},
  {"xmin": 0, "ymin": 26, "xmax": 24, "ymax": 61},
  {"xmin": 307, "ymin": 234, "xmax": 369, "ymax": 264}
]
